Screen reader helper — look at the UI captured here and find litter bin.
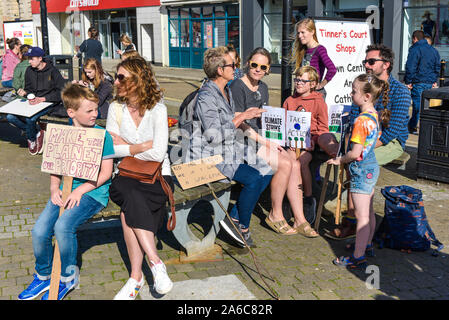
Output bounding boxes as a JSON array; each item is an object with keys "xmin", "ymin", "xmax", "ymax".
[
  {"xmin": 46, "ymin": 55, "xmax": 82, "ymax": 81},
  {"xmin": 417, "ymin": 87, "xmax": 449, "ymax": 183}
]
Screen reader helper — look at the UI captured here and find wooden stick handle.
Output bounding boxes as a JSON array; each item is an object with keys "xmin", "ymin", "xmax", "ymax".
[
  {"xmin": 335, "ymin": 165, "xmax": 345, "ymax": 225},
  {"xmin": 48, "ymin": 176, "xmax": 73, "ymax": 300}
]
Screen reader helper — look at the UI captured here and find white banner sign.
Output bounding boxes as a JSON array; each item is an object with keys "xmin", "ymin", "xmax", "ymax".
[{"xmin": 314, "ymin": 19, "xmax": 372, "ymax": 109}]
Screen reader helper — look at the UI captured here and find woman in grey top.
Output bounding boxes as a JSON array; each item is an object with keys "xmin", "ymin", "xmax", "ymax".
[
  {"xmin": 230, "ymin": 47, "xmax": 318, "ymax": 238},
  {"xmin": 187, "ymin": 46, "xmax": 272, "ymax": 247}
]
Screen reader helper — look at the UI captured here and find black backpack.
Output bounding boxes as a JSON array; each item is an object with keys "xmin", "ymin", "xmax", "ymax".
[{"xmin": 178, "ymin": 78, "xmax": 207, "ymax": 136}]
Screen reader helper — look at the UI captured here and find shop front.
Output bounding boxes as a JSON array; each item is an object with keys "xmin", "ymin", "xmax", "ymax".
[
  {"xmin": 162, "ymin": 0, "xmax": 239, "ymax": 69},
  {"xmin": 31, "ymin": 0, "xmax": 159, "ymax": 60}
]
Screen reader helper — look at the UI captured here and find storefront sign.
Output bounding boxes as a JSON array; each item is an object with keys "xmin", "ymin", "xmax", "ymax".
[
  {"xmin": 32, "ymin": 0, "xmax": 160, "ymax": 14},
  {"xmin": 314, "ymin": 19, "xmax": 372, "ymax": 127}
]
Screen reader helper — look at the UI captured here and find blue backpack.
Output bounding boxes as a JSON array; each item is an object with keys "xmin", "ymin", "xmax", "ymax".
[{"xmin": 374, "ymin": 185, "xmax": 443, "ymax": 254}]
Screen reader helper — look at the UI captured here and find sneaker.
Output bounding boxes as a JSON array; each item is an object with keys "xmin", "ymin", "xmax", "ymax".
[
  {"xmin": 239, "ymin": 225, "xmax": 254, "ymax": 247},
  {"xmin": 303, "ymin": 196, "xmax": 317, "ymax": 225},
  {"xmin": 41, "ymin": 276, "xmax": 79, "ymax": 300},
  {"xmin": 113, "ymin": 276, "xmax": 145, "ymax": 300},
  {"xmin": 150, "ymin": 261, "xmax": 173, "ymax": 295},
  {"xmin": 36, "ymin": 130, "xmax": 45, "ymax": 154},
  {"xmin": 219, "ymin": 215, "xmax": 245, "ymax": 246},
  {"xmin": 18, "ymin": 274, "xmax": 51, "ymax": 300},
  {"xmin": 28, "ymin": 139, "xmax": 38, "ymax": 156}
]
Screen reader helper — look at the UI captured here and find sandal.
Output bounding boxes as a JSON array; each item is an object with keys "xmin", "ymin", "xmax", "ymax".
[
  {"xmin": 295, "ymin": 222, "xmax": 319, "ymax": 238},
  {"xmin": 265, "ymin": 217, "xmax": 298, "ymax": 235},
  {"xmin": 333, "ymin": 255, "xmax": 367, "ymax": 270},
  {"xmin": 345, "ymin": 242, "xmax": 375, "ymax": 257}
]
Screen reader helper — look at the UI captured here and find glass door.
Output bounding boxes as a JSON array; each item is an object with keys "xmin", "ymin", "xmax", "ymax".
[{"xmin": 99, "ymin": 22, "xmax": 110, "ymax": 58}]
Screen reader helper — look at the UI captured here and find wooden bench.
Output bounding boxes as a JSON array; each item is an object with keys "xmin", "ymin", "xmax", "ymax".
[
  {"xmin": 88, "ymin": 180, "xmax": 232, "ymax": 261},
  {"xmin": 38, "ymin": 116, "xmax": 232, "ymax": 260}
]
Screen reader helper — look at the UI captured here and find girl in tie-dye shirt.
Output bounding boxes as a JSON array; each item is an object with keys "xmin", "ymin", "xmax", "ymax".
[{"xmin": 327, "ymin": 73, "xmax": 390, "ymax": 269}]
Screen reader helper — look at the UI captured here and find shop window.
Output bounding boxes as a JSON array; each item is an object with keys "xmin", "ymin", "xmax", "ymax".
[
  {"xmin": 215, "ymin": 6, "xmax": 225, "ymax": 18},
  {"xmin": 180, "ymin": 19, "xmax": 190, "ymax": 47},
  {"xmin": 191, "ymin": 7, "xmax": 201, "ymax": 19},
  {"xmin": 169, "ymin": 19, "xmax": 179, "ymax": 47},
  {"xmin": 227, "ymin": 18, "xmax": 239, "ymax": 50},
  {"xmin": 263, "ymin": 0, "xmax": 307, "ymax": 65},
  {"xmin": 227, "ymin": 4, "xmax": 239, "ymax": 17},
  {"xmin": 401, "ymin": 6, "xmax": 449, "ymax": 72},
  {"xmin": 203, "ymin": 6, "xmax": 213, "ymax": 19}
]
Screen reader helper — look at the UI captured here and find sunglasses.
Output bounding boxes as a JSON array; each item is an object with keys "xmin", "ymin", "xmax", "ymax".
[
  {"xmin": 294, "ymin": 78, "xmax": 312, "ymax": 84},
  {"xmin": 249, "ymin": 61, "xmax": 269, "ymax": 72},
  {"xmin": 222, "ymin": 62, "xmax": 236, "ymax": 69},
  {"xmin": 362, "ymin": 58, "xmax": 387, "ymax": 66},
  {"xmin": 115, "ymin": 73, "xmax": 126, "ymax": 82}
]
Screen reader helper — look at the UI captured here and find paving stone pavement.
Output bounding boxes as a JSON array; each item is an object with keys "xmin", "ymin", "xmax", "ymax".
[{"xmin": 1, "ymin": 106, "xmax": 449, "ymax": 301}]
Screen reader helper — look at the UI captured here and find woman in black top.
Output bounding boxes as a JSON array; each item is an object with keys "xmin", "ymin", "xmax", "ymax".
[
  {"xmin": 230, "ymin": 47, "xmax": 318, "ymax": 237},
  {"xmin": 75, "ymin": 27, "xmax": 103, "ymax": 64}
]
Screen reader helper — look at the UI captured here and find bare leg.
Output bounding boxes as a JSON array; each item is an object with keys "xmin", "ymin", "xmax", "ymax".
[
  {"xmin": 367, "ymin": 191, "xmax": 376, "ymax": 245},
  {"xmin": 351, "ymin": 192, "xmax": 372, "ymax": 258},
  {"xmin": 299, "ymin": 151, "xmax": 313, "ymax": 197},
  {"xmin": 120, "ymin": 212, "xmax": 144, "ymax": 281},
  {"xmin": 132, "ymin": 228, "xmax": 161, "ymax": 265}
]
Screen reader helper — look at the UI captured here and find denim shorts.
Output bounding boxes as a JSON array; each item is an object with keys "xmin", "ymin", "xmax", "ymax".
[{"xmin": 349, "ymin": 160, "xmax": 379, "ymax": 195}]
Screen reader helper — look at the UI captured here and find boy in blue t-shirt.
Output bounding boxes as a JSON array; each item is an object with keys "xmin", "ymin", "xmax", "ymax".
[{"xmin": 18, "ymin": 84, "xmax": 114, "ymax": 300}]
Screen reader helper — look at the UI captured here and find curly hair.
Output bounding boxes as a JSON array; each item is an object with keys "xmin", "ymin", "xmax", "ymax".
[{"xmin": 114, "ymin": 57, "xmax": 163, "ymax": 116}]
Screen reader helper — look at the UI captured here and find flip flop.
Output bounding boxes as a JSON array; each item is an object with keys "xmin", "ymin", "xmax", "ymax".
[{"xmin": 264, "ymin": 217, "xmax": 298, "ymax": 235}]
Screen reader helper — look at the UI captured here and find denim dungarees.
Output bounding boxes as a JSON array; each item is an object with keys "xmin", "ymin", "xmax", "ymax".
[{"xmin": 348, "ymin": 112, "xmax": 380, "ymax": 195}]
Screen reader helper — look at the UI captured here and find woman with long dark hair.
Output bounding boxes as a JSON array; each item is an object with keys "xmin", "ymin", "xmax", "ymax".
[{"xmin": 75, "ymin": 26, "xmax": 103, "ymax": 64}]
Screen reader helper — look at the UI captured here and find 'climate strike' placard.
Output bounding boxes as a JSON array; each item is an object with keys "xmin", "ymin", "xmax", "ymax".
[{"xmin": 41, "ymin": 123, "xmax": 105, "ymax": 182}]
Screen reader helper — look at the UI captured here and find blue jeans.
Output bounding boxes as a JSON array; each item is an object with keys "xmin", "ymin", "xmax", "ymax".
[
  {"xmin": 32, "ymin": 195, "xmax": 104, "ymax": 282},
  {"xmin": 6, "ymin": 106, "xmax": 52, "ymax": 141},
  {"xmin": 1, "ymin": 80, "xmax": 13, "ymax": 88},
  {"xmin": 409, "ymin": 83, "xmax": 432, "ymax": 130},
  {"xmin": 229, "ymin": 164, "xmax": 272, "ymax": 229}
]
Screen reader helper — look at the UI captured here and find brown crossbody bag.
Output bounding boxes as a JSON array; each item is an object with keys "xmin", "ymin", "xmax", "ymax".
[{"xmin": 117, "ymin": 156, "xmax": 176, "ymax": 231}]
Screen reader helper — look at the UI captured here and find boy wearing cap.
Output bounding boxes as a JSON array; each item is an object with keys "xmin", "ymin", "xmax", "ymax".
[{"xmin": 6, "ymin": 46, "xmax": 67, "ymax": 155}]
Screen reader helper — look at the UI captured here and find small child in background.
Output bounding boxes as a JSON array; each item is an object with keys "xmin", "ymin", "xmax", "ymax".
[
  {"xmin": 18, "ymin": 84, "xmax": 114, "ymax": 300},
  {"xmin": 328, "ymin": 73, "xmax": 390, "ymax": 269},
  {"xmin": 283, "ymin": 66, "xmax": 339, "ymax": 220}
]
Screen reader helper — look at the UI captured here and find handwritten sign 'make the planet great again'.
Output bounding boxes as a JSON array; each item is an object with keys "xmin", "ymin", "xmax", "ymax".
[{"xmin": 41, "ymin": 123, "xmax": 105, "ymax": 182}]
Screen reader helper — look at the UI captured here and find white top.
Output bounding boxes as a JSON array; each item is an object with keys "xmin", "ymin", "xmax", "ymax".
[{"xmin": 106, "ymin": 101, "xmax": 171, "ymax": 176}]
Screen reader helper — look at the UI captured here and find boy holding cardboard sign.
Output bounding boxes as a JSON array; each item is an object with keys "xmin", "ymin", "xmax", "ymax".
[{"xmin": 18, "ymin": 84, "xmax": 114, "ymax": 300}]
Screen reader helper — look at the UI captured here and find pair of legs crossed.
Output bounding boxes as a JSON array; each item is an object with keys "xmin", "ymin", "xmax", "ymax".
[{"xmin": 257, "ymin": 144, "xmax": 317, "ymax": 235}]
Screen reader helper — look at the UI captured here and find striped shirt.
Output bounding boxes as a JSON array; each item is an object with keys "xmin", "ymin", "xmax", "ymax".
[
  {"xmin": 350, "ymin": 74, "xmax": 411, "ymax": 148},
  {"xmin": 306, "ymin": 45, "xmax": 337, "ymax": 82}
]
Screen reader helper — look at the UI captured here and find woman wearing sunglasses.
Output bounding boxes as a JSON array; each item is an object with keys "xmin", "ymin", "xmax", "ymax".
[
  {"xmin": 72, "ymin": 58, "xmax": 113, "ymax": 119},
  {"xmin": 291, "ymin": 18, "xmax": 336, "ymax": 97},
  {"xmin": 105, "ymin": 57, "xmax": 174, "ymax": 299},
  {"xmin": 186, "ymin": 46, "xmax": 273, "ymax": 248},
  {"xmin": 230, "ymin": 47, "xmax": 317, "ymax": 237}
]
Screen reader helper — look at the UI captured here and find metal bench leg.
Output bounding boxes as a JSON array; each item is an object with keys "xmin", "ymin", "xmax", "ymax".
[{"xmin": 170, "ymin": 189, "xmax": 230, "ymax": 260}]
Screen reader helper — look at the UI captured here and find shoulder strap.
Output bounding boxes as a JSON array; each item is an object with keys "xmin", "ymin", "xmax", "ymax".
[{"xmin": 158, "ymin": 172, "xmax": 176, "ymax": 231}]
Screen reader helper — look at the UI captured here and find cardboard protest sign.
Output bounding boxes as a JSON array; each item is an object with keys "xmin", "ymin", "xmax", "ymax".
[
  {"xmin": 328, "ymin": 104, "xmax": 352, "ymax": 133},
  {"xmin": 41, "ymin": 123, "xmax": 105, "ymax": 181},
  {"xmin": 171, "ymin": 155, "xmax": 226, "ymax": 190},
  {"xmin": 286, "ymin": 111, "xmax": 312, "ymax": 149},
  {"xmin": 337, "ymin": 113, "xmax": 351, "ymax": 157},
  {"xmin": 314, "ymin": 19, "xmax": 372, "ymax": 109},
  {"xmin": 261, "ymin": 106, "xmax": 286, "ymax": 146},
  {"xmin": 0, "ymin": 98, "xmax": 53, "ymax": 117}
]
